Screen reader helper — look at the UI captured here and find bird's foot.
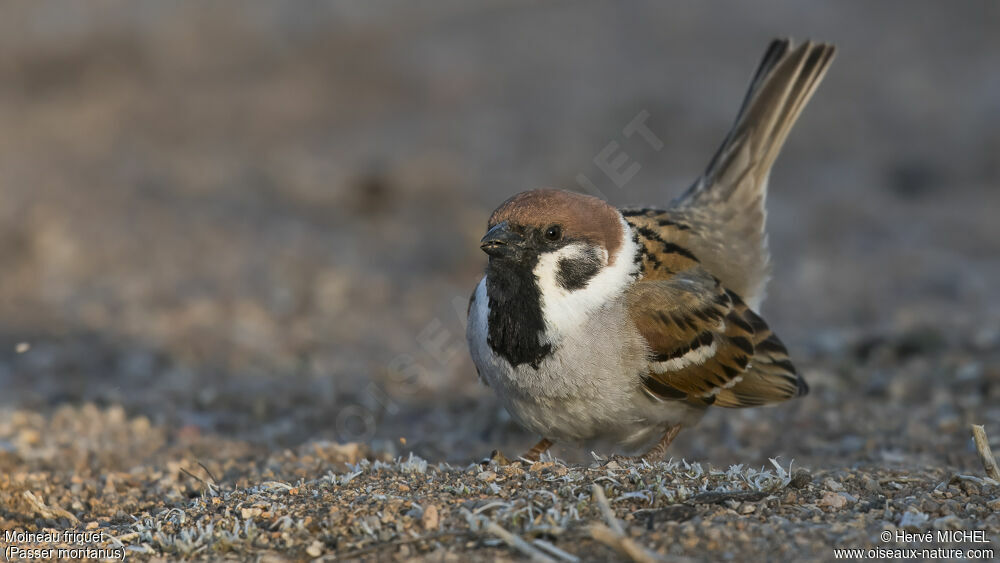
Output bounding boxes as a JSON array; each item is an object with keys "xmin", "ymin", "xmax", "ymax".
[
  {"xmin": 601, "ymin": 425, "xmax": 683, "ymax": 466},
  {"xmin": 488, "ymin": 449, "xmax": 512, "ymax": 466},
  {"xmin": 483, "ymin": 438, "xmax": 554, "ymax": 466}
]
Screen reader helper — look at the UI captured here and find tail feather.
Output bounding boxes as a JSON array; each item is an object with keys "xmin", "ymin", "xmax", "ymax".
[
  {"xmin": 671, "ymin": 39, "xmax": 835, "ymax": 309},
  {"xmin": 681, "ymin": 39, "xmax": 836, "ymax": 207}
]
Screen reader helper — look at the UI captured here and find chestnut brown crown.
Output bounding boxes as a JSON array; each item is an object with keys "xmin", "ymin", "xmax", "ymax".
[{"xmin": 486, "ymin": 189, "xmax": 623, "ymax": 260}]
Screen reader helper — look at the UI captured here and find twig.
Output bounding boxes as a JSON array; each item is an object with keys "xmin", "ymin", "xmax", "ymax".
[
  {"xmin": 179, "ymin": 466, "xmax": 207, "ymax": 485},
  {"xmin": 484, "ymin": 521, "xmax": 556, "ymax": 563},
  {"xmin": 588, "ymin": 523, "xmax": 660, "ymax": 563},
  {"xmin": 589, "ymin": 484, "xmax": 662, "ymax": 562},
  {"xmin": 197, "ymin": 461, "xmax": 219, "ymax": 485},
  {"xmin": 971, "ymin": 425, "xmax": 1000, "ymax": 481},
  {"xmin": 180, "ymin": 465, "xmax": 220, "ymax": 497},
  {"xmin": 591, "ymin": 484, "xmax": 623, "ymax": 534},
  {"xmin": 23, "ymin": 490, "xmax": 79, "ymax": 525}
]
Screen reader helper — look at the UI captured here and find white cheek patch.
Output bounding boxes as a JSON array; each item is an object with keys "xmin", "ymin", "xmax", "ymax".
[
  {"xmin": 534, "ymin": 243, "xmax": 605, "ymax": 299},
  {"xmin": 535, "ymin": 217, "xmax": 640, "ymax": 341}
]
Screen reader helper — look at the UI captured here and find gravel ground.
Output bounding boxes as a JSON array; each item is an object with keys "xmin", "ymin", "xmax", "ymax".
[{"xmin": 1, "ymin": 2, "xmax": 999, "ymax": 561}]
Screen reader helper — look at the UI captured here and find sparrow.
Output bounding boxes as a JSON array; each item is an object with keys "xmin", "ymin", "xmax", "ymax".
[{"xmin": 467, "ymin": 39, "xmax": 835, "ymax": 462}]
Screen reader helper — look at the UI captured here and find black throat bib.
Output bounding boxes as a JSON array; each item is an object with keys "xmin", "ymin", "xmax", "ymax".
[{"xmin": 485, "ymin": 257, "xmax": 552, "ymax": 369}]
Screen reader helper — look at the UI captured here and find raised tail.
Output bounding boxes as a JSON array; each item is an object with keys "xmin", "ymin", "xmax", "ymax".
[
  {"xmin": 678, "ymin": 39, "xmax": 836, "ymax": 207},
  {"xmin": 672, "ymin": 39, "xmax": 835, "ymax": 308}
]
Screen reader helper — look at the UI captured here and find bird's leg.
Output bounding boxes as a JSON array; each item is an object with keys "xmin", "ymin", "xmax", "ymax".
[
  {"xmin": 607, "ymin": 425, "xmax": 682, "ymax": 464},
  {"xmin": 488, "ymin": 438, "xmax": 553, "ymax": 466},
  {"xmin": 520, "ymin": 438, "xmax": 554, "ymax": 462},
  {"xmin": 637, "ymin": 424, "xmax": 682, "ymax": 461},
  {"xmin": 488, "ymin": 449, "xmax": 510, "ymax": 465}
]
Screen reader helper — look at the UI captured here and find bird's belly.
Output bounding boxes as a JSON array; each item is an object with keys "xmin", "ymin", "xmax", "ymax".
[
  {"xmin": 495, "ymin": 373, "xmax": 702, "ymax": 452},
  {"xmin": 499, "ymin": 387, "xmax": 670, "ymax": 449}
]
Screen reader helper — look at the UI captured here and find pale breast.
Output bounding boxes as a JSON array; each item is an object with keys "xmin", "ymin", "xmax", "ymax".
[{"xmin": 467, "ymin": 277, "xmax": 699, "ymax": 449}]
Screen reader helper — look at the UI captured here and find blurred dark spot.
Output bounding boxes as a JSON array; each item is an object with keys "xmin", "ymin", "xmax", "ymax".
[
  {"xmin": 893, "ymin": 326, "xmax": 946, "ymax": 359},
  {"xmin": 0, "ymin": 227, "xmax": 32, "ymax": 271},
  {"xmin": 858, "ymin": 495, "xmax": 887, "ymax": 512},
  {"xmin": 789, "ymin": 470, "xmax": 813, "ymax": 489},
  {"xmin": 350, "ymin": 172, "xmax": 394, "ymax": 217},
  {"xmin": 12, "ymin": 36, "xmax": 149, "ymax": 99},
  {"xmin": 854, "ymin": 327, "xmax": 946, "ymax": 362},
  {"xmin": 852, "ymin": 335, "xmax": 886, "ymax": 362},
  {"xmin": 643, "ymin": 504, "xmax": 696, "ymax": 529},
  {"xmin": 886, "ymin": 159, "xmax": 944, "ymax": 200},
  {"xmin": 686, "ymin": 490, "xmax": 766, "ymax": 505}
]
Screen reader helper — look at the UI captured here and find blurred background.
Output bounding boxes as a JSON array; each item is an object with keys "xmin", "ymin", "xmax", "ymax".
[{"xmin": 0, "ymin": 1, "xmax": 998, "ymax": 470}]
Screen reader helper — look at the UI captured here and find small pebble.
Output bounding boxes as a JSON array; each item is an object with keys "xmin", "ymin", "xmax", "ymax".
[
  {"xmin": 819, "ymin": 491, "xmax": 847, "ymax": 510},
  {"xmin": 421, "ymin": 504, "xmax": 439, "ymax": 531},
  {"xmin": 861, "ymin": 475, "xmax": 882, "ymax": 493},
  {"xmin": 306, "ymin": 540, "xmax": 324, "ymax": 557}
]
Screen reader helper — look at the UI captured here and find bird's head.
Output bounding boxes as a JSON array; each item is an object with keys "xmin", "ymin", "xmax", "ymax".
[{"xmin": 480, "ymin": 188, "xmax": 626, "ymax": 292}]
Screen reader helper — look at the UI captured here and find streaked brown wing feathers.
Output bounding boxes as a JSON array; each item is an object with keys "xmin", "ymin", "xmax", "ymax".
[
  {"xmin": 627, "ymin": 268, "xmax": 805, "ymax": 408},
  {"xmin": 711, "ymin": 299, "xmax": 806, "ymax": 408}
]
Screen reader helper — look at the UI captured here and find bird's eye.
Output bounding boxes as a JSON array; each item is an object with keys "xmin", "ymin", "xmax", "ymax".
[{"xmin": 544, "ymin": 225, "xmax": 562, "ymax": 241}]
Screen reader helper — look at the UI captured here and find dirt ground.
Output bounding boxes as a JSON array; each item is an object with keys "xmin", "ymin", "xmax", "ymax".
[{"xmin": 1, "ymin": 2, "xmax": 998, "ymax": 561}]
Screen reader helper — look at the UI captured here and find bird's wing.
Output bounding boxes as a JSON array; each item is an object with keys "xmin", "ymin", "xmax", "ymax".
[{"xmin": 625, "ymin": 268, "xmax": 805, "ymax": 408}]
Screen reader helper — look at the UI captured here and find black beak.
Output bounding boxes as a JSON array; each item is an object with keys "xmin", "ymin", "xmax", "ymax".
[{"xmin": 480, "ymin": 222, "xmax": 524, "ymax": 258}]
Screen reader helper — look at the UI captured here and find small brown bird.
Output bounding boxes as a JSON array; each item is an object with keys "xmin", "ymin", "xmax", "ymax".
[{"xmin": 467, "ymin": 39, "xmax": 835, "ymax": 461}]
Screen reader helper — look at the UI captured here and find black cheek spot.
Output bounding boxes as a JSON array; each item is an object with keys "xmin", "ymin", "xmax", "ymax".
[{"xmin": 556, "ymin": 250, "xmax": 602, "ymax": 290}]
